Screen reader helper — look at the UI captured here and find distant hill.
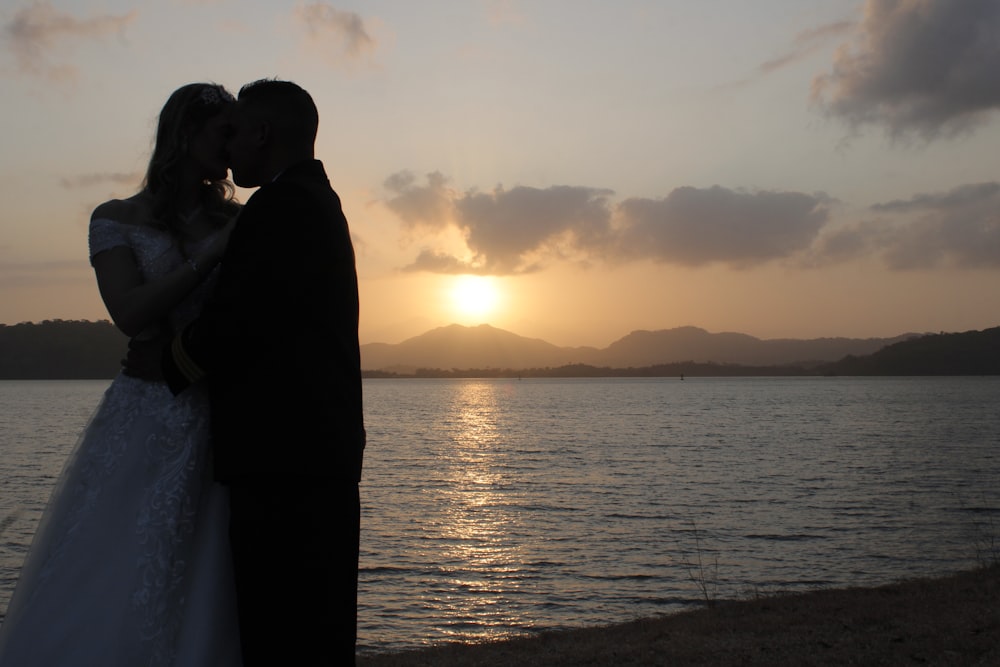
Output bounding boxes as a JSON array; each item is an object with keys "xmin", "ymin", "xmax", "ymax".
[
  {"xmin": 361, "ymin": 324, "xmax": 597, "ymax": 373},
  {"xmin": 360, "ymin": 324, "xmax": 916, "ymax": 372},
  {"xmin": 587, "ymin": 326, "xmax": 916, "ymax": 368},
  {"xmin": 820, "ymin": 326, "xmax": 1000, "ymax": 375}
]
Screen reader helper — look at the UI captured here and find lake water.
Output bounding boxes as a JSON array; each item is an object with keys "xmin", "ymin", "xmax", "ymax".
[{"xmin": 1, "ymin": 377, "xmax": 999, "ymax": 654}]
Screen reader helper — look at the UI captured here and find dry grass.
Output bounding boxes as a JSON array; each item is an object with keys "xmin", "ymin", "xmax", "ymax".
[{"xmin": 358, "ymin": 564, "xmax": 1000, "ymax": 666}]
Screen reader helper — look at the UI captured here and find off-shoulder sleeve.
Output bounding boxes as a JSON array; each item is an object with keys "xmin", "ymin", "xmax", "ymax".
[{"xmin": 88, "ymin": 218, "xmax": 130, "ymax": 264}]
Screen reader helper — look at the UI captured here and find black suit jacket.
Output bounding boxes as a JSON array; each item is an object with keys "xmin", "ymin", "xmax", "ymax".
[{"xmin": 164, "ymin": 159, "xmax": 365, "ymax": 483}]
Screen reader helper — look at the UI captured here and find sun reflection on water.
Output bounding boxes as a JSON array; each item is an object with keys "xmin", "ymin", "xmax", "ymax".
[{"xmin": 432, "ymin": 381, "xmax": 531, "ymax": 641}]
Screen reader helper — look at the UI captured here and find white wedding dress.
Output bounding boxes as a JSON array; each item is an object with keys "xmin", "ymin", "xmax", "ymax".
[{"xmin": 0, "ymin": 218, "xmax": 242, "ymax": 666}]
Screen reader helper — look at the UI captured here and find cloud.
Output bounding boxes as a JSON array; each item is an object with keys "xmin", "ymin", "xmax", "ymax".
[
  {"xmin": 615, "ymin": 187, "xmax": 833, "ymax": 268},
  {"xmin": 402, "ymin": 249, "xmax": 488, "ymax": 275},
  {"xmin": 386, "ymin": 173, "xmax": 615, "ymax": 274},
  {"xmin": 873, "ymin": 182, "xmax": 1000, "ymax": 269},
  {"xmin": 384, "ymin": 171, "xmax": 1000, "ymax": 274},
  {"xmin": 454, "ymin": 184, "xmax": 615, "ymax": 273},
  {"xmin": 383, "ymin": 171, "xmax": 455, "ymax": 229},
  {"xmin": 59, "ymin": 172, "xmax": 141, "ymax": 189},
  {"xmin": 759, "ymin": 21, "xmax": 855, "ymax": 74},
  {"xmin": 812, "ymin": 0, "xmax": 1000, "ymax": 138},
  {"xmin": 870, "ymin": 181, "xmax": 1000, "ymax": 213},
  {"xmin": 807, "ymin": 182, "xmax": 1000, "ymax": 269},
  {"xmin": 804, "ymin": 219, "xmax": 892, "ymax": 266},
  {"xmin": 400, "ymin": 183, "xmax": 613, "ymax": 275},
  {"xmin": 383, "ymin": 175, "xmax": 839, "ymax": 273},
  {"xmin": 717, "ymin": 20, "xmax": 854, "ymax": 91},
  {"xmin": 293, "ymin": 3, "xmax": 377, "ymax": 65},
  {"xmin": 2, "ymin": 2, "xmax": 135, "ymax": 81}
]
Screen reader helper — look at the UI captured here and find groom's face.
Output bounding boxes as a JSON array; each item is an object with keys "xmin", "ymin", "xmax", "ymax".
[{"xmin": 226, "ymin": 105, "xmax": 265, "ymax": 188}]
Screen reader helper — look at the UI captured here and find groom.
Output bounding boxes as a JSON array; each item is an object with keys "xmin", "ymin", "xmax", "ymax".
[{"xmin": 162, "ymin": 79, "xmax": 365, "ymax": 665}]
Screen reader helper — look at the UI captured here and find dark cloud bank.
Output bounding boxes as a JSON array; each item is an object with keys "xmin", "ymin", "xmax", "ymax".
[
  {"xmin": 384, "ymin": 172, "xmax": 1000, "ymax": 275},
  {"xmin": 812, "ymin": 0, "xmax": 1000, "ymax": 138},
  {"xmin": 820, "ymin": 183, "xmax": 1000, "ymax": 270},
  {"xmin": 383, "ymin": 172, "xmax": 835, "ymax": 274}
]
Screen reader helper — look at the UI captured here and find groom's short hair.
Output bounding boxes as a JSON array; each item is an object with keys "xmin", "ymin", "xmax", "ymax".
[{"xmin": 238, "ymin": 79, "xmax": 319, "ymax": 147}]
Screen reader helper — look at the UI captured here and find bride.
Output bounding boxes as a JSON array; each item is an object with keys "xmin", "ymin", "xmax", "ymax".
[{"xmin": 0, "ymin": 83, "xmax": 243, "ymax": 666}]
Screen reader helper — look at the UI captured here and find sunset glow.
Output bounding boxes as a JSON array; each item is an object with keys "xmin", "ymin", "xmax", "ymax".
[
  {"xmin": 2, "ymin": 1, "xmax": 1000, "ymax": 347},
  {"xmin": 449, "ymin": 276, "xmax": 500, "ymax": 322}
]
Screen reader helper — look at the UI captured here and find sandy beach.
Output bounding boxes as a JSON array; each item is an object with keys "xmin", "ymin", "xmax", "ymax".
[{"xmin": 358, "ymin": 564, "xmax": 999, "ymax": 666}]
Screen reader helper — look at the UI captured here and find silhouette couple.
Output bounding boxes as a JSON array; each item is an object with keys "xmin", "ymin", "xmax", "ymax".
[{"xmin": 0, "ymin": 79, "xmax": 365, "ymax": 666}]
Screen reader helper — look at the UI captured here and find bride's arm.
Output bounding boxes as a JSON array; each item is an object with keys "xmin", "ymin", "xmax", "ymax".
[
  {"xmin": 92, "ymin": 245, "xmax": 222, "ymax": 338},
  {"xmin": 91, "ymin": 211, "xmax": 234, "ymax": 338}
]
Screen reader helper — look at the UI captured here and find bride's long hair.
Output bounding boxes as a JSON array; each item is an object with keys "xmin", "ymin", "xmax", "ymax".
[{"xmin": 142, "ymin": 83, "xmax": 239, "ymax": 236}]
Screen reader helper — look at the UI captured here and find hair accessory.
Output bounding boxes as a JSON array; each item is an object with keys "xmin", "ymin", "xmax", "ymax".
[{"xmin": 199, "ymin": 86, "xmax": 235, "ymax": 106}]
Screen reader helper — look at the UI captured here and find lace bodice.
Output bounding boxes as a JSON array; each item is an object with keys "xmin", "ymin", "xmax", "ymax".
[{"xmin": 89, "ymin": 218, "xmax": 222, "ymax": 335}]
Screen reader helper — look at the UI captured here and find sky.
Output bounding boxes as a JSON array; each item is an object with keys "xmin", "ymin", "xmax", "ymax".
[{"xmin": 2, "ymin": 0, "xmax": 999, "ymax": 348}]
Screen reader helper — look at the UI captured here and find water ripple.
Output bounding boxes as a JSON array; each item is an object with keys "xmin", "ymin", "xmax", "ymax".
[{"xmin": 2, "ymin": 377, "xmax": 1000, "ymax": 655}]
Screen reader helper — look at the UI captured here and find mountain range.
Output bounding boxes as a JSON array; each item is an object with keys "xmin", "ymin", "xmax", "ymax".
[
  {"xmin": 360, "ymin": 324, "xmax": 918, "ymax": 373},
  {"xmin": 4, "ymin": 320, "xmax": 999, "ymax": 378}
]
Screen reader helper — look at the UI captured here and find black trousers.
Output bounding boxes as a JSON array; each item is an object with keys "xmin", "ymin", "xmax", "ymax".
[{"xmin": 228, "ymin": 476, "xmax": 360, "ymax": 666}]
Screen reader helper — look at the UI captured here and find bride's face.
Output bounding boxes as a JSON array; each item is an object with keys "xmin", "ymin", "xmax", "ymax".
[{"xmin": 187, "ymin": 111, "xmax": 232, "ymax": 182}]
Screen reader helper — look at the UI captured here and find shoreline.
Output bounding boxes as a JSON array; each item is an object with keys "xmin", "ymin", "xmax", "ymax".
[{"xmin": 357, "ymin": 564, "xmax": 1000, "ymax": 666}]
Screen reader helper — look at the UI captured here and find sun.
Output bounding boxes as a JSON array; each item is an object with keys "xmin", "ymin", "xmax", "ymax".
[{"xmin": 449, "ymin": 275, "xmax": 499, "ymax": 321}]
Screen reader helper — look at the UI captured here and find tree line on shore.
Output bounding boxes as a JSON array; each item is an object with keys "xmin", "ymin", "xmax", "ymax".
[
  {"xmin": 5, "ymin": 320, "xmax": 998, "ymax": 379},
  {"xmin": 0, "ymin": 320, "xmax": 127, "ymax": 379}
]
